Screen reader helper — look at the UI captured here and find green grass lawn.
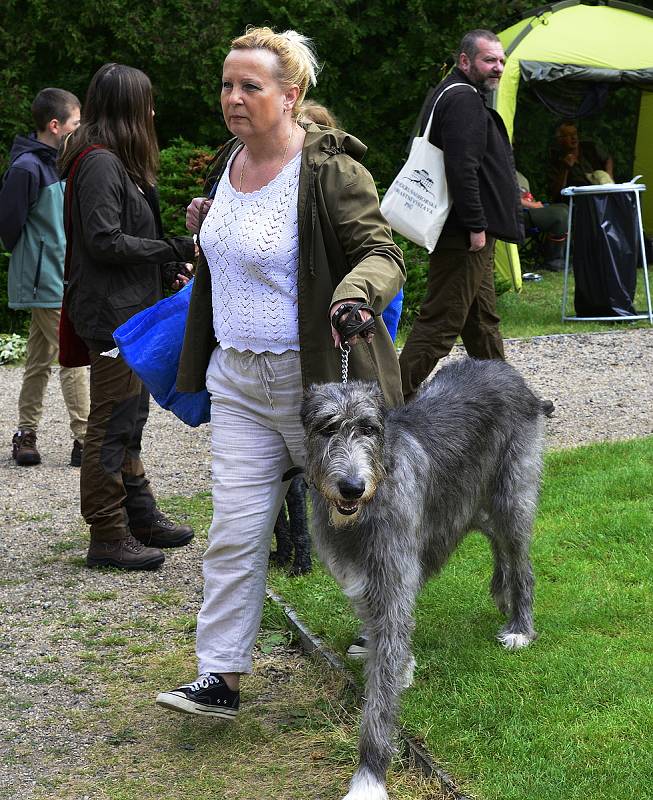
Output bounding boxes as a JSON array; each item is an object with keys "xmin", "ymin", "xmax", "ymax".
[
  {"xmin": 496, "ymin": 269, "xmax": 652, "ymax": 339},
  {"xmin": 269, "ymin": 437, "xmax": 653, "ymax": 800},
  {"xmin": 396, "ymin": 268, "xmax": 652, "ymax": 347}
]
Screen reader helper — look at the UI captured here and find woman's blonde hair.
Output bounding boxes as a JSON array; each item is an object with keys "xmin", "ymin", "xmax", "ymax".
[{"xmin": 231, "ymin": 26, "xmax": 320, "ymax": 116}]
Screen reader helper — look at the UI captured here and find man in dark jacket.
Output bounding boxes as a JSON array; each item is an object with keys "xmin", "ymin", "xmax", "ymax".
[
  {"xmin": 0, "ymin": 88, "xmax": 89, "ymax": 466},
  {"xmin": 399, "ymin": 29, "xmax": 523, "ymax": 400}
]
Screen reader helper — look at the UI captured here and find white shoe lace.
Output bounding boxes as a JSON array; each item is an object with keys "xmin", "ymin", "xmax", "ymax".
[{"xmin": 185, "ymin": 673, "xmax": 221, "ymax": 692}]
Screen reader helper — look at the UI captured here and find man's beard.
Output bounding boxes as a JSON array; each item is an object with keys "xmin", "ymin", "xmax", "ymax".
[{"xmin": 468, "ymin": 66, "xmax": 501, "ymax": 93}]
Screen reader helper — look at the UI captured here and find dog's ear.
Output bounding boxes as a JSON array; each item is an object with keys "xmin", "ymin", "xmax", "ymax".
[
  {"xmin": 371, "ymin": 381, "xmax": 387, "ymax": 420},
  {"xmin": 300, "ymin": 383, "xmax": 323, "ymax": 427}
]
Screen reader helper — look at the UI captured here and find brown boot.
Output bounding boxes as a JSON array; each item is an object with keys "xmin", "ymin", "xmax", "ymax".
[
  {"xmin": 12, "ymin": 430, "xmax": 41, "ymax": 466},
  {"xmin": 130, "ymin": 509, "xmax": 194, "ymax": 548},
  {"xmin": 86, "ymin": 532, "xmax": 165, "ymax": 570}
]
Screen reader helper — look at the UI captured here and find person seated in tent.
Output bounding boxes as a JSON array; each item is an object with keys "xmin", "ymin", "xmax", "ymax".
[
  {"xmin": 516, "ymin": 171, "xmax": 568, "ymax": 271},
  {"xmin": 548, "ymin": 121, "xmax": 613, "ymax": 202}
]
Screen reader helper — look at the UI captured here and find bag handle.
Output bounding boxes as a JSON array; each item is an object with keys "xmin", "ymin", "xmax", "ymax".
[
  {"xmin": 63, "ymin": 145, "xmax": 105, "ymax": 285},
  {"xmin": 422, "ymin": 83, "xmax": 478, "ymax": 141}
]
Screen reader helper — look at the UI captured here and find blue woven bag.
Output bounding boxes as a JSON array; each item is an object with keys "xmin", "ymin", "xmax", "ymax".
[{"xmin": 113, "ymin": 279, "xmax": 210, "ymax": 427}]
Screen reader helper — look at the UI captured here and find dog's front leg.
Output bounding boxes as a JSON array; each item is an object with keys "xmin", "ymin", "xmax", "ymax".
[{"xmin": 343, "ymin": 593, "xmax": 415, "ymax": 800}]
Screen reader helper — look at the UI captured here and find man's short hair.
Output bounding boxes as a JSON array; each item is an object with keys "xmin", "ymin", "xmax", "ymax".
[
  {"xmin": 31, "ymin": 88, "xmax": 80, "ymax": 132},
  {"xmin": 456, "ymin": 29, "xmax": 501, "ymax": 63}
]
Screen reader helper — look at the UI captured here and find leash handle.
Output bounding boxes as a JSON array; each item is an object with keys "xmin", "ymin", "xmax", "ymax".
[{"xmin": 331, "ymin": 301, "xmax": 376, "ymax": 345}]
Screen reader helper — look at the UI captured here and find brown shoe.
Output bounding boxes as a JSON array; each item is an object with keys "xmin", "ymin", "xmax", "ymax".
[
  {"xmin": 86, "ymin": 533, "xmax": 165, "ymax": 570},
  {"xmin": 131, "ymin": 509, "xmax": 194, "ymax": 549},
  {"xmin": 12, "ymin": 430, "xmax": 41, "ymax": 466}
]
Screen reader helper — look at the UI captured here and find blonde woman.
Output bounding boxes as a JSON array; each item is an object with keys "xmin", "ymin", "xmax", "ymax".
[{"xmin": 156, "ymin": 27, "xmax": 404, "ymax": 720}]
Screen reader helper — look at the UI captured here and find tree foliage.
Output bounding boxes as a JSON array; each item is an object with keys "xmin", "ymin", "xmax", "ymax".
[
  {"xmin": 2, "ymin": 0, "xmax": 652, "ymax": 183},
  {"xmin": 1, "ymin": 0, "xmax": 543, "ymax": 183},
  {"xmin": 2, "ymin": 1, "xmax": 653, "ymax": 334}
]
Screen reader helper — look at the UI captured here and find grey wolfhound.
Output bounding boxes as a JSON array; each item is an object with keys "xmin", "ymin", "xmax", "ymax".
[{"xmin": 300, "ymin": 357, "xmax": 550, "ymax": 800}]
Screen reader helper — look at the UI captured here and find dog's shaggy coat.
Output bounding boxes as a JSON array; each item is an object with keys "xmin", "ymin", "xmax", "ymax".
[{"xmin": 301, "ymin": 358, "xmax": 548, "ymax": 800}]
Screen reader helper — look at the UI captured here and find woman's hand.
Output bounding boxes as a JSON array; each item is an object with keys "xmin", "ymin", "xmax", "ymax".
[
  {"xmin": 171, "ymin": 263, "xmax": 194, "ymax": 291},
  {"xmin": 186, "ymin": 197, "xmax": 213, "ymax": 234},
  {"xmin": 330, "ymin": 300, "xmax": 374, "ymax": 348}
]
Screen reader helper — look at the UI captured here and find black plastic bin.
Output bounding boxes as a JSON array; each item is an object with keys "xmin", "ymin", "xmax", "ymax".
[{"xmin": 572, "ymin": 191, "xmax": 638, "ymax": 318}]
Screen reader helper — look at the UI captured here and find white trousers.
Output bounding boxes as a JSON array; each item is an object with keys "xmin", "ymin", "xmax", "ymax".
[{"xmin": 197, "ymin": 346, "xmax": 306, "ymax": 674}]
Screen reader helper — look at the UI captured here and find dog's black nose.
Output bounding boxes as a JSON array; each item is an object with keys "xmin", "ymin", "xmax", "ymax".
[{"xmin": 338, "ymin": 478, "xmax": 365, "ymax": 499}]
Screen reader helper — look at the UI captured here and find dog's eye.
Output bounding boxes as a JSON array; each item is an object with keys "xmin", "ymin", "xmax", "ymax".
[
  {"xmin": 319, "ymin": 424, "xmax": 340, "ymax": 438},
  {"xmin": 359, "ymin": 425, "xmax": 378, "ymax": 436}
]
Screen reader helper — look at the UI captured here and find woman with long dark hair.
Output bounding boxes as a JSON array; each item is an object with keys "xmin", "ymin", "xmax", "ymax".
[{"xmin": 60, "ymin": 63, "xmax": 196, "ymax": 570}]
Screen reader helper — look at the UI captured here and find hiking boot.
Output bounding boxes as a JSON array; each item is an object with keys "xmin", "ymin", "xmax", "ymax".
[
  {"xmin": 70, "ymin": 439, "xmax": 83, "ymax": 467},
  {"xmin": 12, "ymin": 430, "xmax": 41, "ymax": 466},
  {"xmin": 156, "ymin": 673, "xmax": 240, "ymax": 719},
  {"xmin": 86, "ymin": 533, "xmax": 165, "ymax": 570},
  {"xmin": 130, "ymin": 509, "xmax": 194, "ymax": 548},
  {"xmin": 346, "ymin": 635, "xmax": 369, "ymax": 660}
]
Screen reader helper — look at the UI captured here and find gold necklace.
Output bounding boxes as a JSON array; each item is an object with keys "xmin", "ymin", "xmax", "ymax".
[{"xmin": 238, "ymin": 124, "xmax": 294, "ymax": 192}]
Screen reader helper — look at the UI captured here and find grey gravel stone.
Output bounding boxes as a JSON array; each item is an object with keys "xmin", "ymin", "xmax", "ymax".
[{"xmin": 0, "ymin": 328, "xmax": 651, "ymax": 797}]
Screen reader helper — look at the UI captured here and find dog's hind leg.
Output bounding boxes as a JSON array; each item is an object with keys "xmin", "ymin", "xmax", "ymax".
[
  {"xmin": 492, "ymin": 503, "xmax": 537, "ymax": 650},
  {"xmin": 476, "ymin": 513, "xmax": 512, "ymax": 617},
  {"xmin": 491, "ymin": 444, "xmax": 541, "ymax": 650},
  {"xmin": 489, "ymin": 539, "xmax": 513, "ymax": 618}
]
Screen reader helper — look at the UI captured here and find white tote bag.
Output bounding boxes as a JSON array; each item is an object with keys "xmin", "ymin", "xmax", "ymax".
[{"xmin": 380, "ymin": 83, "xmax": 477, "ymax": 252}]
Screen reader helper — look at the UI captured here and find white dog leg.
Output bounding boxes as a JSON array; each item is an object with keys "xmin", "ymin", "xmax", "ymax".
[
  {"xmin": 496, "ymin": 631, "xmax": 534, "ymax": 650},
  {"xmin": 342, "ymin": 767, "xmax": 389, "ymax": 800}
]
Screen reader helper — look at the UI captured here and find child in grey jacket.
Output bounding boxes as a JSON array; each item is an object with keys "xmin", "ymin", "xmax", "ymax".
[{"xmin": 0, "ymin": 88, "xmax": 89, "ymax": 466}]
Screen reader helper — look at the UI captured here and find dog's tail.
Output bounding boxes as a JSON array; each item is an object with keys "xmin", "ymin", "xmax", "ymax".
[{"xmin": 541, "ymin": 399, "xmax": 555, "ymax": 418}]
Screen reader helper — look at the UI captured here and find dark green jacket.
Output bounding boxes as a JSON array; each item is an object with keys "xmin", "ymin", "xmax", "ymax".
[{"xmin": 177, "ymin": 124, "xmax": 406, "ymax": 407}]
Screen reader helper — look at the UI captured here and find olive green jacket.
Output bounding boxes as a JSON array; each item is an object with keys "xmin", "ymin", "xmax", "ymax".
[{"xmin": 176, "ymin": 123, "xmax": 406, "ymax": 407}]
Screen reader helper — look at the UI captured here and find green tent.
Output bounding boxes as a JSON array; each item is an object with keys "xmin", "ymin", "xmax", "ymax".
[{"xmin": 493, "ymin": 0, "xmax": 653, "ymax": 291}]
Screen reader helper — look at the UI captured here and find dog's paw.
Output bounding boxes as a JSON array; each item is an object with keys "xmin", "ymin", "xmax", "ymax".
[
  {"xmin": 342, "ymin": 768, "xmax": 389, "ymax": 800},
  {"xmin": 496, "ymin": 630, "xmax": 534, "ymax": 650}
]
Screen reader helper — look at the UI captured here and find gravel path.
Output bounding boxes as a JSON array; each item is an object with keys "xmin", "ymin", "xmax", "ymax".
[{"xmin": 0, "ymin": 328, "xmax": 651, "ymax": 798}]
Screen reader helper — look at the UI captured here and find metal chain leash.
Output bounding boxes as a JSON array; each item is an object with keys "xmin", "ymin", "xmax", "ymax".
[
  {"xmin": 331, "ymin": 301, "xmax": 376, "ymax": 386},
  {"xmin": 340, "ymin": 342, "xmax": 351, "ymax": 384}
]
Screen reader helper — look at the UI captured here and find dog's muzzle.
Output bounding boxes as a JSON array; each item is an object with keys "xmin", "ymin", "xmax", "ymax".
[{"xmin": 335, "ymin": 478, "xmax": 365, "ymax": 515}]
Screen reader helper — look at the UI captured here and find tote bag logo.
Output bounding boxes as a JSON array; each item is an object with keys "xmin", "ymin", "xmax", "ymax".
[
  {"xmin": 407, "ymin": 169, "xmax": 435, "ymax": 195},
  {"xmin": 380, "ymin": 83, "xmax": 477, "ymax": 252}
]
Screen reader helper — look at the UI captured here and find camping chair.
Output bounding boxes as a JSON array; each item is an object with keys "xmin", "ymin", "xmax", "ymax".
[{"xmin": 519, "ymin": 224, "xmax": 547, "ymax": 271}]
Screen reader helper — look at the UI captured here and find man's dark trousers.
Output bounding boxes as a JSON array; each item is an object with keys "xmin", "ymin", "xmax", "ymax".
[{"xmin": 399, "ymin": 231, "xmax": 504, "ymax": 399}]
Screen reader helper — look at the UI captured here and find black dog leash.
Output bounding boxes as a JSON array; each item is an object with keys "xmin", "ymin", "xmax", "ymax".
[{"xmin": 331, "ymin": 301, "xmax": 376, "ymax": 384}]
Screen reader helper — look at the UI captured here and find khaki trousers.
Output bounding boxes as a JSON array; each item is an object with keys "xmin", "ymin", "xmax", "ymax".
[
  {"xmin": 81, "ymin": 350, "xmax": 157, "ymax": 542},
  {"xmin": 18, "ymin": 307, "xmax": 89, "ymax": 441},
  {"xmin": 197, "ymin": 346, "xmax": 306, "ymax": 675},
  {"xmin": 399, "ymin": 232, "xmax": 504, "ymax": 399}
]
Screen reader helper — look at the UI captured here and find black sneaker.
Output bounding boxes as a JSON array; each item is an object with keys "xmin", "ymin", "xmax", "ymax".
[
  {"xmin": 346, "ymin": 635, "xmax": 369, "ymax": 659},
  {"xmin": 70, "ymin": 439, "xmax": 83, "ymax": 467},
  {"xmin": 156, "ymin": 673, "xmax": 239, "ymax": 719}
]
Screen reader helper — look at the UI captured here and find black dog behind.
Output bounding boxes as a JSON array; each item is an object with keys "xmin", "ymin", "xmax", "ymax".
[{"xmin": 271, "ymin": 476, "xmax": 311, "ymax": 575}]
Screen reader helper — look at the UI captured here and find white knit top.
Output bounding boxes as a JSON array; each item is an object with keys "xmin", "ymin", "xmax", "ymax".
[{"xmin": 200, "ymin": 147, "xmax": 301, "ymax": 354}]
